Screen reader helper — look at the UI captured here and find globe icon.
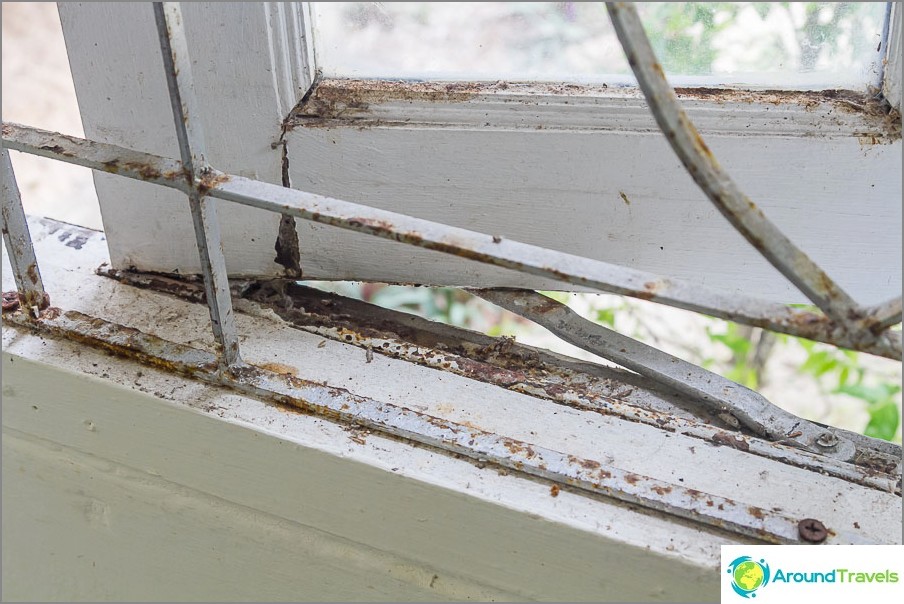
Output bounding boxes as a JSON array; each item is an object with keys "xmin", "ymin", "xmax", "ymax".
[{"xmin": 733, "ymin": 560, "xmax": 765, "ymax": 592}]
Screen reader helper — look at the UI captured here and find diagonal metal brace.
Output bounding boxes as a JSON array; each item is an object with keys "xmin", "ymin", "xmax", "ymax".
[{"xmin": 475, "ymin": 289, "xmax": 858, "ymax": 463}]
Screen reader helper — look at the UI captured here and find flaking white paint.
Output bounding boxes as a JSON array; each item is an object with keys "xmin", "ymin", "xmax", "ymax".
[{"xmin": 2, "ymin": 218, "xmax": 901, "ymax": 599}]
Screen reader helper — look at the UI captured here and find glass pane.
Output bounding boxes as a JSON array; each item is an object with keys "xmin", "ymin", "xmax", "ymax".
[{"xmin": 313, "ymin": 2, "xmax": 888, "ymax": 89}]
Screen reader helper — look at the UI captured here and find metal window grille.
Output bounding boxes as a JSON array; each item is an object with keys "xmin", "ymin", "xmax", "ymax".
[{"xmin": 2, "ymin": 2, "xmax": 901, "ymax": 544}]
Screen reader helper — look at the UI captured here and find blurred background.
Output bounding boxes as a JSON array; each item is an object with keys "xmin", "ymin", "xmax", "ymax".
[
  {"xmin": 3, "ymin": 2, "xmax": 900, "ymax": 441},
  {"xmin": 315, "ymin": 2, "xmax": 888, "ymax": 87}
]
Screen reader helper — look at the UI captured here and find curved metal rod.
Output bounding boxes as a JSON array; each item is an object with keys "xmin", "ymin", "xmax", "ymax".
[{"xmin": 605, "ymin": 2, "xmax": 864, "ymax": 329}]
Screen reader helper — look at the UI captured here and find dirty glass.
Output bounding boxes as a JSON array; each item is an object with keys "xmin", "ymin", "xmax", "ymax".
[{"xmin": 313, "ymin": 2, "xmax": 889, "ymax": 89}]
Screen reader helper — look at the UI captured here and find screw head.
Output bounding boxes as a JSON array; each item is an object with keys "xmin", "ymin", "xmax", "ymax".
[
  {"xmin": 815, "ymin": 432, "xmax": 839, "ymax": 448},
  {"xmin": 798, "ymin": 518, "xmax": 828, "ymax": 543}
]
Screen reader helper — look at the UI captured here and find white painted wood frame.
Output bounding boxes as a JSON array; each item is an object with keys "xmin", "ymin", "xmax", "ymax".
[
  {"xmin": 3, "ymin": 218, "xmax": 901, "ymax": 600},
  {"xmin": 59, "ymin": 2, "xmax": 902, "ymax": 306}
]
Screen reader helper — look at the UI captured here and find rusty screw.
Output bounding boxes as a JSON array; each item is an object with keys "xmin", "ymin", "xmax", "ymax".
[
  {"xmin": 2, "ymin": 291, "xmax": 20, "ymax": 312},
  {"xmin": 815, "ymin": 432, "xmax": 839, "ymax": 448},
  {"xmin": 798, "ymin": 518, "xmax": 828, "ymax": 543}
]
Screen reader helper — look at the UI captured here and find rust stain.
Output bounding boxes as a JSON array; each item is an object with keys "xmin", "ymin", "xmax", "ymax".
[
  {"xmin": 39, "ymin": 306, "xmax": 61, "ymax": 320},
  {"xmin": 691, "ymin": 128, "xmax": 713, "ymax": 159},
  {"xmin": 198, "ymin": 170, "xmax": 231, "ymax": 194},
  {"xmin": 258, "ymin": 362, "xmax": 299, "ymax": 377},
  {"xmin": 636, "ymin": 280, "xmax": 663, "ymax": 301},
  {"xmin": 2, "ymin": 291, "xmax": 20, "ymax": 312},
  {"xmin": 25, "ymin": 263, "xmax": 38, "ymax": 285},
  {"xmin": 549, "ymin": 484, "xmax": 560, "ymax": 497},
  {"xmin": 502, "ymin": 438, "xmax": 525, "ymax": 455},
  {"xmin": 651, "ymin": 485, "xmax": 672, "ymax": 496},
  {"xmin": 289, "ymin": 79, "xmax": 491, "ymax": 122},
  {"xmin": 747, "ymin": 506, "xmax": 766, "ymax": 520},
  {"xmin": 711, "ymin": 432, "xmax": 750, "ymax": 452},
  {"xmin": 674, "ymin": 86, "xmax": 887, "ymax": 114},
  {"xmin": 347, "ymin": 217, "xmax": 397, "ymax": 235},
  {"xmin": 624, "ymin": 473, "xmax": 640, "ymax": 485},
  {"xmin": 102, "ymin": 159, "xmax": 161, "ymax": 180},
  {"xmin": 285, "ymin": 78, "xmax": 898, "ymax": 138}
]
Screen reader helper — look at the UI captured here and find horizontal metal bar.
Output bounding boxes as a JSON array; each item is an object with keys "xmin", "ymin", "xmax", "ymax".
[
  {"xmin": 2, "ymin": 123, "xmax": 187, "ymax": 187},
  {"xmin": 2, "ymin": 122, "xmax": 900, "ymax": 359},
  {"xmin": 606, "ymin": 2, "xmax": 864, "ymax": 327},
  {"xmin": 476, "ymin": 289, "xmax": 859, "ymax": 462},
  {"xmin": 1, "ymin": 148, "xmax": 46, "ymax": 316},
  {"xmin": 154, "ymin": 1, "xmax": 241, "ymax": 368},
  {"xmin": 7, "ymin": 307, "xmax": 880, "ymax": 545}
]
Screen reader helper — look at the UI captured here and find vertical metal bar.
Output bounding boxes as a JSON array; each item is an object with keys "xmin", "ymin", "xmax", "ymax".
[
  {"xmin": 1, "ymin": 148, "xmax": 46, "ymax": 317},
  {"xmin": 605, "ymin": 2, "xmax": 864, "ymax": 328},
  {"xmin": 153, "ymin": 2, "xmax": 241, "ymax": 367}
]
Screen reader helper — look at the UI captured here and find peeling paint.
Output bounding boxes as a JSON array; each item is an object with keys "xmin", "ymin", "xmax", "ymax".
[
  {"xmin": 97, "ymin": 269, "xmax": 902, "ymax": 494},
  {"xmin": 4, "ymin": 307, "xmax": 842, "ymax": 544},
  {"xmin": 286, "ymin": 78, "xmax": 900, "ymax": 140}
]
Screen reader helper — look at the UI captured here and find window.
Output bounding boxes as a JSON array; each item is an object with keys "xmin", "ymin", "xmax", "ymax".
[
  {"xmin": 316, "ymin": 2, "xmax": 888, "ymax": 88},
  {"xmin": 56, "ymin": 2, "xmax": 901, "ymax": 306},
  {"xmin": 26, "ymin": 0, "xmax": 904, "ymax": 438},
  {"xmin": 2, "ymin": 6, "xmax": 902, "ymax": 592}
]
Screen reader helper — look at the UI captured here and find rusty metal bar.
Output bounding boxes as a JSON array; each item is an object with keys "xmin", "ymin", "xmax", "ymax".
[
  {"xmin": 1, "ymin": 148, "xmax": 46, "ymax": 317},
  {"xmin": 3, "ymin": 122, "xmax": 901, "ymax": 360},
  {"xmin": 606, "ymin": 2, "xmax": 864, "ymax": 329},
  {"xmin": 475, "ymin": 289, "xmax": 859, "ymax": 462},
  {"xmin": 153, "ymin": 2, "xmax": 241, "ymax": 368},
  {"xmin": 6, "ymin": 307, "xmax": 882, "ymax": 545}
]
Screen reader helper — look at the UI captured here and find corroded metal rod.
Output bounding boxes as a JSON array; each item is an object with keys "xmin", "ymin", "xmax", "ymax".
[
  {"xmin": 1, "ymin": 148, "xmax": 46, "ymax": 317},
  {"xmin": 154, "ymin": 2, "xmax": 241, "ymax": 368},
  {"xmin": 3, "ymin": 122, "xmax": 900, "ymax": 360},
  {"xmin": 606, "ymin": 2, "xmax": 864, "ymax": 329}
]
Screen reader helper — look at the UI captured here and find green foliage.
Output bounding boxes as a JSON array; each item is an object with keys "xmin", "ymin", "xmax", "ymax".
[
  {"xmin": 645, "ymin": 2, "xmax": 882, "ymax": 75},
  {"xmin": 705, "ymin": 323, "xmax": 759, "ymax": 388},
  {"xmin": 706, "ymin": 326, "xmax": 902, "ymax": 442},
  {"xmin": 646, "ymin": 2, "xmax": 741, "ymax": 74}
]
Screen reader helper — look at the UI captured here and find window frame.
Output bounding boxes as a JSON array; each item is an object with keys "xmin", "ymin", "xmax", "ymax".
[{"xmin": 57, "ymin": 1, "xmax": 902, "ymax": 306}]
